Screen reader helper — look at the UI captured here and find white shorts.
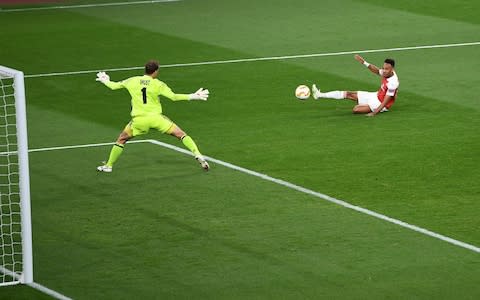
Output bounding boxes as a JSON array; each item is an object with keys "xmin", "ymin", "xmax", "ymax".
[{"xmin": 357, "ymin": 91, "xmax": 388, "ymax": 112}]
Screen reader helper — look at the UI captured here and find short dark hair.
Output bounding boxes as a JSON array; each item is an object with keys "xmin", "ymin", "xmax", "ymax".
[
  {"xmin": 145, "ymin": 60, "xmax": 159, "ymax": 75},
  {"xmin": 384, "ymin": 58, "xmax": 395, "ymax": 67}
]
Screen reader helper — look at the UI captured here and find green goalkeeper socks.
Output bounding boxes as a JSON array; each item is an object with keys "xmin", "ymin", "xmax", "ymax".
[
  {"xmin": 105, "ymin": 137, "xmax": 198, "ymax": 167},
  {"xmin": 106, "ymin": 143, "xmax": 124, "ymax": 167},
  {"xmin": 181, "ymin": 135, "xmax": 201, "ymax": 156}
]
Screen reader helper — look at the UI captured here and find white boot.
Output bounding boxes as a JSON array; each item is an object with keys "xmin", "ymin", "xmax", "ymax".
[
  {"xmin": 97, "ymin": 162, "xmax": 112, "ymax": 173},
  {"xmin": 312, "ymin": 84, "xmax": 321, "ymax": 99},
  {"xmin": 195, "ymin": 155, "xmax": 210, "ymax": 171}
]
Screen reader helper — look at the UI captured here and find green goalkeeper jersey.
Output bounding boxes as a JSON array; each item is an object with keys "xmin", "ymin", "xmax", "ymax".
[{"xmin": 104, "ymin": 75, "xmax": 189, "ymax": 117}]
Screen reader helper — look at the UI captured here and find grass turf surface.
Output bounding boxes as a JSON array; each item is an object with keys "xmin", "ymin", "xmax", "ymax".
[{"xmin": 1, "ymin": 0, "xmax": 479, "ymax": 299}]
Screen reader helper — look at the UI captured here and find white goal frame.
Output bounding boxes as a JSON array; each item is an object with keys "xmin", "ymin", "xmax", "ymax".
[{"xmin": 0, "ymin": 65, "xmax": 33, "ymax": 285}]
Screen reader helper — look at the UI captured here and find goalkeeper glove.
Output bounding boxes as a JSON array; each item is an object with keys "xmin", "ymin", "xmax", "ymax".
[
  {"xmin": 96, "ymin": 71, "xmax": 110, "ymax": 83},
  {"xmin": 189, "ymin": 88, "xmax": 209, "ymax": 101}
]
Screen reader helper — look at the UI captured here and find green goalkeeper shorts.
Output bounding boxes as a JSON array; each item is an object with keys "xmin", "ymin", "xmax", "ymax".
[{"xmin": 124, "ymin": 114, "xmax": 175, "ymax": 137}]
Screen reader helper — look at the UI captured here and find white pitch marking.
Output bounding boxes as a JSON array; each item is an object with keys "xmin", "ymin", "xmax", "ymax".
[
  {"xmin": 146, "ymin": 139, "xmax": 480, "ymax": 254},
  {"xmin": 28, "ymin": 282, "xmax": 73, "ymax": 300},
  {"xmin": 0, "ymin": 0, "xmax": 181, "ymax": 13},
  {"xmin": 23, "ymin": 139, "xmax": 480, "ymax": 254},
  {"xmin": 27, "ymin": 139, "xmax": 149, "ymax": 153},
  {"xmin": 0, "ymin": 140, "xmax": 150, "ymax": 156},
  {"xmin": 0, "ymin": 266, "xmax": 72, "ymax": 300},
  {"xmin": 24, "ymin": 41, "xmax": 480, "ymax": 79}
]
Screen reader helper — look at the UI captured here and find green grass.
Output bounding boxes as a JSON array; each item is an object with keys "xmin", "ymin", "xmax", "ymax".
[{"xmin": 0, "ymin": 0, "xmax": 479, "ymax": 299}]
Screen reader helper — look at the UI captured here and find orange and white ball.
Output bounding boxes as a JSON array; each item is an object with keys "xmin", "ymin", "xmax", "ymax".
[{"xmin": 295, "ymin": 85, "xmax": 310, "ymax": 100}]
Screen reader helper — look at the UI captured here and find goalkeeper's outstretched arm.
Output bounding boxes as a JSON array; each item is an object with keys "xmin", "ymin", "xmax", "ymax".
[
  {"xmin": 161, "ymin": 85, "xmax": 210, "ymax": 101},
  {"xmin": 96, "ymin": 71, "xmax": 125, "ymax": 90}
]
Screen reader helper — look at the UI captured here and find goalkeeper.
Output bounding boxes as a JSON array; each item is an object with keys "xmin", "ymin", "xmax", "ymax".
[{"xmin": 96, "ymin": 60, "xmax": 210, "ymax": 172}]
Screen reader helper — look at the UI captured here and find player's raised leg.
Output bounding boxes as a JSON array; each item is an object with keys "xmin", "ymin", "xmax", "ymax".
[
  {"xmin": 312, "ymin": 85, "xmax": 371, "ymax": 114},
  {"xmin": 97, "ymin": 124, "xmax": 133, "ymax": 172},
  {"xmin": 312, "ymin": 84, "xmax": 360, "ymax": 102},
  {"xmin": 169, "ymin": 125, "xmax": 209, "ymax": 171},
  {"xmin": 312, "ymin": 84, "xmax": 346, "ymax": 100}
]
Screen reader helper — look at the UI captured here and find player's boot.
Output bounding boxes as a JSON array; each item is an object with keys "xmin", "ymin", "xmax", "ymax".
[
  {"xmin": 312, "ymin": 84, "xmax": 321, "ymax": 100},
  {"xmin": 195, "ymin": 155, "xmax": 210, "ymax": 171},
  {"xmin": 97, "ymin": 162, "xmax": 112, "ymax": 173}
]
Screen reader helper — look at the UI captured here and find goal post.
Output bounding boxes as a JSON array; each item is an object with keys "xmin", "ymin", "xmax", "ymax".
[{"xmin": 0, "ymin": 65, "xmax": 33, "ymax": 286}]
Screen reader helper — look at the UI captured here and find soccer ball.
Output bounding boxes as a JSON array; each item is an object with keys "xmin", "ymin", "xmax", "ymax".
[{"xmin": 295, "ymin": 85, "xmax": 310, "ymax": 100}]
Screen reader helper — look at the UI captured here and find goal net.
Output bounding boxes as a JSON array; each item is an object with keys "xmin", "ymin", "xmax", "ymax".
[{"xmin": 0, "ymin": 66, "xmax": 33, "ymax": 286}]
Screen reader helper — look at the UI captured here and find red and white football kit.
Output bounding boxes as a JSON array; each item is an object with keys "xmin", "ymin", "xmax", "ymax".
[{"xmin": 358, "ymin": 70, "xmax": 399, "ymax": 112}]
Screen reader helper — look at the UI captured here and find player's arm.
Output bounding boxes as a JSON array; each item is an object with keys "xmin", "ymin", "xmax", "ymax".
[
  {"xmin": 367, "ymin": 81, "xmax": 398, "ymax": 117},
  {"xmin": 159, "ymin": 85, "xmax": 189, "ymax": 101},
  {"xmin": 159, "ymin": 83, "xmax": 209, "ymax": 101},
  {"xmin": 95, "ymin": 72, "xmax": 125, "ymax": 90},
  {"xmin": 354, "ymin": 55, "xmax": 381, "ymax": 75},
  {"xmin": 367, "ymin": 95, "xmax": 392, "ymax": 117}
]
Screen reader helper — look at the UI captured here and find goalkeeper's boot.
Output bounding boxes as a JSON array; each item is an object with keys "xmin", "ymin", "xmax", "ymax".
[
  {"xmin": 312, "ymin": 84, "xmax": 321, "ymax": 100},
  {"xmin": 195, "ymin": 155, "xmax": 210, "ymax": 171},
  {"xmin": 97, "ymin": 162, "xmax": 112, "ymax": 173}
]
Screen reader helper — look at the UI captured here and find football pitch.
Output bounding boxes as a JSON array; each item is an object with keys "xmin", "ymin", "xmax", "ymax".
[{"xmin": 1, "ymin": 0, "xmax": 480, "ymax": 299}]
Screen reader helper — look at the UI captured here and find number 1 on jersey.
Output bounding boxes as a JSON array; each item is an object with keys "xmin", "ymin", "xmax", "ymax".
[{"xmin": 141, "ymin": 87, "xmax": 147, "ymax": 104}]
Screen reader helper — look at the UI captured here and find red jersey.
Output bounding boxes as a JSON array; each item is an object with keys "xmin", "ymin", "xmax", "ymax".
[{"xmin": 377, "ymin": 71, "xmax": 399, "ymax": 109}]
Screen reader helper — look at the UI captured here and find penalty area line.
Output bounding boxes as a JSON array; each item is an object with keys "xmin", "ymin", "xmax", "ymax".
[
  {"xmin": 24, "ymin": 41, "xmax": 480, "ymax": 78},
  {"xmin": 25, "ymin": 139, "xmax": 480, "ymax": 254},
  {"xmin": 146, "ymin": 139, "xmax": 480, "ymax": 254}
]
